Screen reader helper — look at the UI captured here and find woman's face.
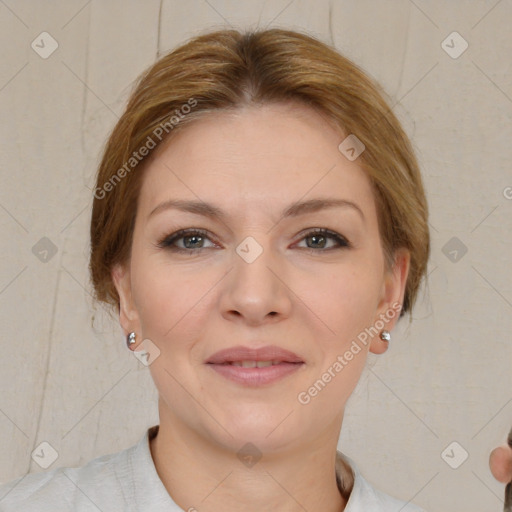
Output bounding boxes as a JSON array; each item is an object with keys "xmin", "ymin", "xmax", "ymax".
[{"xmin": 113, "ymin": 102, "xmax": 409, "ymax": 453}]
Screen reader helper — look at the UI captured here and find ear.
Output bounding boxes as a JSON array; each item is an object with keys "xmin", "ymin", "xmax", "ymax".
[
  {"xmin": 111, "ymin": 262, "xmax": 141, "ymax": 341},
  {"xmin": 369, "ymin": 248, "xmax": 410, "ymax": 355}
]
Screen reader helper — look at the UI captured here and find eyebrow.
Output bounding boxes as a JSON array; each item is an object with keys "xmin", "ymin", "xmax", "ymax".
[{"xmin": 148, "ymin": 197, "xmax": 365, "ymax": 223}]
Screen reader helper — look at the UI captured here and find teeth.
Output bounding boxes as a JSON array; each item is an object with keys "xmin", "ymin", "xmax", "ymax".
[
  {"xmin": 229, "ymin": 360, "xmax": 282, "ymax": 367},
  {"xmin": 255, "ymin": 361, "xmax": 273, "ymax": 368}
]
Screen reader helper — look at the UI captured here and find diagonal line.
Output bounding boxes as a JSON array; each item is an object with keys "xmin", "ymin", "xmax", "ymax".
[
  {"xmin": 62, "ymin": 472, "xmax": 105, "ymax": 511},
  {"xmin": 471, "ymin": 470, "xmax": 504, "ymax": 503},
  {"xmin": 471, "ymin": 396, "xmax": 512, "ymax": 439},
  {"xmin": 369, "ymin": 63, "xmax": 438, "ymax": 133},
  {"xmin": 0, "ymin": 0, "xmax": 29, "ymax": 28},
  {"xmin": 266, "ymin": 163, "xmax": 337, "ymax": 235},
  {"xmin": 200, "ymin": 470, "xmax": 234, "ymax": 502},
  {"xmin": 369, "ymin": 368, "xmax": 439, "ymax": 438},
  {"xmin": 0, "ymin": 62, "xmax": 29, "ymax": 93},
  {"xmin": 265, "ymin": 266, "xmax": 337, "ymax": 335},
  {"xmin": 164, "ymin": 268, "xmax": 234, "ymax": 337},
  {"xmin": 0, "ymin": 202, "xmax": 29, "ymax": 232},
  {"xmin": 0, "ymin": 406, "xmax": 29, "ymax": 437},
  {"xmin": 472, "ymin": 60, "xmax": 512, "ymax": 107},
  {"xmin": 266, "ymin": 409, "xmax": 294, "ymax": 438},
  {"xmin": 427, "ymin": 265, "xmax": 438, "ymax": 277},
  {"xmin": 395, "ymin": 62, "xmax": 439, "ymax": 105},
  {"xmin": 61, "ymin": 0, "xmax": 91, "ymax": 29},
  {"xmin": 62, "ymin": 369, "xmax": 132, "ymax": 438},
  {"xmin": 398, "ymin": 472, "xmax": 439, "ymax": 511},
  {"xmin": 60, "ymin": 203, "xmax": 90, "ymax": 233},
  {"xmin": 0, "ymin": 472, "xmax": 30, "ymax": 503},
  {"xmin": 264, "ymin": 0, "xmax": 296, "ymax": 28},
  {"xmin": 472, "ymin": 0, "xmax": 505, "ymax": 30},
  {"xmin": 202, "ymin": 0, "xmax": 233, "ymax": 27},
  {"xmin": 470, "ymin": 205, "xmax": 498, "ymax": 232},
  {"xmin": 163, "ymin": 367, "xmax": 234, "ymax": 438},
  {"xmin": 408, "ymin": 0, "xmax": 439, "ymax": 28},
  {"xmin": 471, "ymin": 265, "xmax": 512, "ymax": 308},
  {"xmin": 61, "ymin": 265, "xmax": 94, "ymax": 299},
  {"xmin": 264, "ymin": 469, "xmax": 310, "ymax": 511},
  {"xmin": 0, "ymin": 266, "xmax": 28, "ymax": 296},
  {"xmin": 61, "ymin": 61, "xmax": 120, "ymax": 119},
  {"xmin": 429, "ymin": 221, "xmax": 439, "ymax": 234}
]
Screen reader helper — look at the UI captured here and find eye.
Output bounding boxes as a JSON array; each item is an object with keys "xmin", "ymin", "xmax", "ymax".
[
  {"xmin": 295, "ymin": 228, "xmax": 350, "ymax": 251},
  {"xmin": 156, "ymin": 227, "xmax": 350, "ymax": 254},
  {"xmin": 156, "ymin": 229, "xmax": 217, "ymax": 253}
]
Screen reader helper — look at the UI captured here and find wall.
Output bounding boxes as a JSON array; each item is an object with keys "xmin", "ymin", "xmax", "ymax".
[{"xmin": 0, "ymin": 1, "xmax": 511, "ymax": 511}]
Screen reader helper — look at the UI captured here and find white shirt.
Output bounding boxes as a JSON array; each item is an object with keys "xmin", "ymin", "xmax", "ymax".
[{"xmin": 0, "ymin": 425, "xmax": 425, "ymax": 511}]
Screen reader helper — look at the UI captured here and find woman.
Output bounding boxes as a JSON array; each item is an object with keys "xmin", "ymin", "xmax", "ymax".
[{"xmin": 0, "ymin": 27, "xmax": 508, "ymax": 511}]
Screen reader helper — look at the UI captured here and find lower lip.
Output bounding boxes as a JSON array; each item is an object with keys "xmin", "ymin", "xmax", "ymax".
[{"xmin": 206, "ymin": 362, "xmax": 304, "ymax": 386}]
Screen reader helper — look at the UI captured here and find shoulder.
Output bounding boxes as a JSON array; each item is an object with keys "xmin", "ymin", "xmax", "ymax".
[
  {"xmin": 340, "ymin": 454, "xmax": 427, "ymax": 512},
  {"xmin": 0, "ymin": 435, "xmax": 141, "ymax": 511}
]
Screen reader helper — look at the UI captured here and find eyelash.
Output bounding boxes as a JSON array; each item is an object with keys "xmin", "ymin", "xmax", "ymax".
[{"xmin": 156, "ymin": 228, "xmax": 350, "ymax": 254}]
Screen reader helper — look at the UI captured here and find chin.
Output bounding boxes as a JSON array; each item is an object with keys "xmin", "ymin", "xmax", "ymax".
[{"xmin": 216, "ymin": 414, "xmax": 302, "ymax": 450}]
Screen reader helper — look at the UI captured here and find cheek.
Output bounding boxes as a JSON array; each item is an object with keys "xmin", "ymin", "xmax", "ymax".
[
  {"xmin": 131, "ymin": 265, "xmax": 174, "ymax": 337},
  {"xmin": 294, "ymin": 265, "xmax": 381, "ymax": 412},
  {"xmin": 131, "ymin": 255, "xmax": 214, "ymax": 351},
  {"xmin": 302, "ymin": 259, "xmax": 384, "ymax": 344},
  {"xmin": 131, "ymin": 260, "xmax": 210, "ymax": 398},
  {"xmin": 130, "ymin": 247, "xmax": 181, "ymax": 336}
]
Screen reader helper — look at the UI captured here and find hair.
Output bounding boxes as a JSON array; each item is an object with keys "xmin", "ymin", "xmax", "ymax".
[{"xmin": 89, "ymin": 27, "xmax": 430, "ymax": 318}]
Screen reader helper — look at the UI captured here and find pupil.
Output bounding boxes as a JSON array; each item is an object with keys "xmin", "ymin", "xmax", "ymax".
[
  {"xmin": 309, "ymin": 235, "xmax": 325, "ymax": 248},
  {"xmin": 185, "ymin": 235, "xmax": 202, "ymax": 248}
]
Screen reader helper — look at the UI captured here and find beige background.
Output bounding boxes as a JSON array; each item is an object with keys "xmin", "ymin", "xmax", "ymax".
[{"xmin": 0, "ymin": 1, "xmax": 511, "ymax": 510}]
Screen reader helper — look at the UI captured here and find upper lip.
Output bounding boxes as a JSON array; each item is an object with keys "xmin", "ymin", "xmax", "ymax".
[{"xmin": 206, "ymin": 345, "xmax": 304, "ymax": 364}]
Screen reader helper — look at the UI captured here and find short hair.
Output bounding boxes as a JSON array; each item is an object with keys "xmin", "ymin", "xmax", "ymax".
[{"xmin": 89, "ymin": 28, "xmax": 430, "ymax": 317}]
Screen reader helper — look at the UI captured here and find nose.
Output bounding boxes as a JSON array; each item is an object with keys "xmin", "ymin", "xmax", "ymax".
[{"xmin": 219, "ymin": 236, "xmax": 293, "ymax": 326}]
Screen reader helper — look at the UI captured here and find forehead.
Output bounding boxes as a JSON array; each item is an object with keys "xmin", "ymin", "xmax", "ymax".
[{"xmin": 137, "ymin": 102, "xmax": 377, "ymax": 223}]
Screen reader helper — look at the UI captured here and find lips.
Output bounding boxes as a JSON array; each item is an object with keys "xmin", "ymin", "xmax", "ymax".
[
  {"xmin": 205, "ymin": 345, "xmax": 305, "ymax": 386},
  {"xmin": 205, "ymin": 345, "xmax": 304, "ymax": 365}
]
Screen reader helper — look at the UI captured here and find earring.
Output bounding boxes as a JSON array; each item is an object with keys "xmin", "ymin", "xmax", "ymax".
[
  {"xmin": 380, "ymin": 330, "xmax": 391, "ymax": 342},
  {"xmin": 126, "ymin": 332, "xmax": 136, "ymax": 349}
]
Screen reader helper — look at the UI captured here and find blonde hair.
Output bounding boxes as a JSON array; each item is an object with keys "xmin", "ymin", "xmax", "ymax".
[{"xmin": 89, "ymin": 28, "xmax": 429, "ymax": 317}]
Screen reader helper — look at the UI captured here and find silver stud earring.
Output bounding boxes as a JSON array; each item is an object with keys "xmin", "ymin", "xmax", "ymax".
[
  {"xmin": 126, "ymin": 332, "xmax": 136, "ymax": 349},
  {"xmin": 380, "ymin": 330, "xmax": 391, "ymax": 342}
]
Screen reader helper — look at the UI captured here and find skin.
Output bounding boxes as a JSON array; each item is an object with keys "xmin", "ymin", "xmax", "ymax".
[
  {"xmin": 112, "ymin": 102, "xmax": 410, "ymax": 512},
  {"xmin": 489, "ymin": 431, "xmax": 512, "ymax": 511},
  {"xmin": 490, "ymin": 445, "xmax": 512, "ymax": 483}
]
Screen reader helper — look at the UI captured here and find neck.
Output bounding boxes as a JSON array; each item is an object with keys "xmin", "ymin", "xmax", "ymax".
[{"xmin": 149, "ymin": 408, "xmax": 354, "ymax": 512}]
